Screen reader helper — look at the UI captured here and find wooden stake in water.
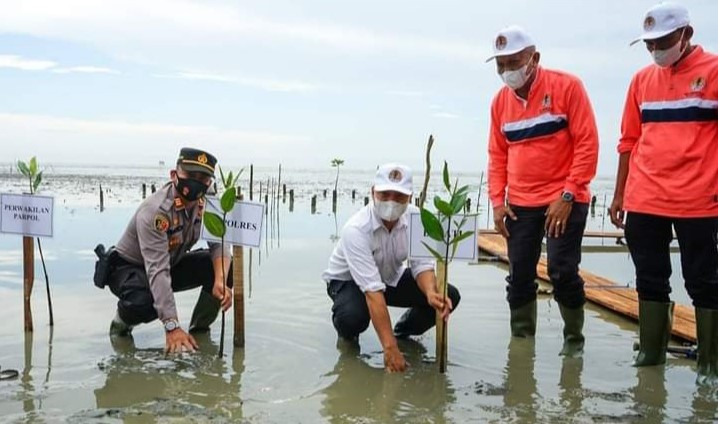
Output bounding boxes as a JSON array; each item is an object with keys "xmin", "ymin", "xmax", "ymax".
[
  {"xmin": 476, "ymin": 171, "xmax": 484, "ymax": 214},
  {"xmin": 436, "ymin": 262, "xmax": 448, "ymax": 372},
  {"xmin": 233, "ymin": 245, "xmax": 245, "ymax": 348},
  {"xmin": 99, "ymin": 184, "xmax": 105, "ymax": 212},
  {"xmin": 249, "ymin": 164, "xmax": 254, "ymax": 201},
  {"xmin": 23, "ymin": 237, "xmax": 34, "ymax": 332}
]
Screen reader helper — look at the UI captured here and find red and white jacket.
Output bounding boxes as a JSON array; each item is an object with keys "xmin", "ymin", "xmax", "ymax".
[
  {"xmin": 618, "ymin": 46, "xmax": 718, "ymax": 218},
  {"xmin": 488, "ymin": 67, "xmax": 599, "ymax": 208}
]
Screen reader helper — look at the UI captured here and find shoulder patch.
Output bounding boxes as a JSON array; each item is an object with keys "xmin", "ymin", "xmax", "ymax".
[
  {"xmin": 154, "ymin": 214, "xmax": 170, "ymax": 232},
  {"xmin": 174, "ymin": 197, "xmax": 185, "ymax": 211}
]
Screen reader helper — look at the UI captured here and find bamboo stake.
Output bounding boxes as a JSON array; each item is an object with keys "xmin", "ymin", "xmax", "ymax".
[
  {"xmin": 23, "ymin": 237, "xmax": 34, "ymax": 332},
  {"xmin": 233, "ymin": 245, "xmax": 245, "ymax": 348},
  {"xmin": 249, "ymin": 164, "xmax": 254, "ymax": 201},
  {"xmin": 436, "ymin": 262, "xmax": 448, "ymax": 372},
  {"xmin": 417, "ymin": 134, "xmax": 448, "ymax": 372}
]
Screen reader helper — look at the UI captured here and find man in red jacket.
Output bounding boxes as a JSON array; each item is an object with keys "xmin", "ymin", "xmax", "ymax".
[
  {"xmin": 609, "ymin": 2, "xmax": 718, "ymax": 384},
  {"xmin": 487, "ymin": 26, "xmax": 599, "ymax": 356}
]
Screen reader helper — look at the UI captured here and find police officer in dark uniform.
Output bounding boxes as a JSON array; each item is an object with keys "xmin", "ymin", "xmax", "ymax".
[{"xmin": 97, "ymin": 147, "xmax": 233, "ymax": 353}]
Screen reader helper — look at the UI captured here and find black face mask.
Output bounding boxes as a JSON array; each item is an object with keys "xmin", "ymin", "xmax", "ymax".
[{"xmin": 175, "ymin": 177, "xmax": 209, "ymax": 201}]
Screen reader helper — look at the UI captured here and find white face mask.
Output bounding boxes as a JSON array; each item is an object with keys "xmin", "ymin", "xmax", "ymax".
[
  {"xmin": 651, "ymin": 29, "xmax": 686, "ymax": 67},
  {"xmin": 373, "ymin": 200, "xmax": 407, "ymax": 222},
  {"xmin": 500, "ymin": 55, "xmax": 535, "ymax": 90},
  {"xmin": 501, "ymin": 63, "xmax": 530, "ymax": 90}
]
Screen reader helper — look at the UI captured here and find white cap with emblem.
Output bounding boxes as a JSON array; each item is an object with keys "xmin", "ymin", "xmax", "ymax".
[
  {"xmin": 630, "ymin": 1, "xmax": 690, "ymax": 46},
  {"xmin": 374, "ymin": 163, "xmax": 413, "ymax": 195},
  {"xmin": 485, "ymin": 25, "xmax": 536, "ymax": 63}
]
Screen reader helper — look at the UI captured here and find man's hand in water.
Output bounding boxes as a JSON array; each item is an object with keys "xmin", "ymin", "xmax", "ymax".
[{"xmin": 165, "ymin": 328, "xmax": 198, "ymax": 353}]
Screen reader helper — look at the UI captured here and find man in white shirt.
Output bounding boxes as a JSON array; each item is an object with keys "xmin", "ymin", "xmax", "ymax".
[{"xmin": 322, "ymin": 163, "xmax": 461, "ymax": 372}]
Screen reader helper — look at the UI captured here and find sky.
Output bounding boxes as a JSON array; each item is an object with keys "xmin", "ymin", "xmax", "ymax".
[{"xmin": 1, "ymin": 0, "xmax": 716, "ymax": 176}]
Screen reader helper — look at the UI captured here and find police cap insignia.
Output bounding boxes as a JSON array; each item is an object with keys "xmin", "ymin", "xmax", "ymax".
[
  {"xmin": 177, "ymin": 147, "xmax": 217, "ymax": 177},
  {"xmin": 154, "ymin": 214, "xmax": 170, "ymax": 232}
]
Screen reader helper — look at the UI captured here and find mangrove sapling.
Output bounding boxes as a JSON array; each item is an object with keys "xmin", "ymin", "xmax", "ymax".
[
  {"xmin": 17, "ymin": 157, "xmax": 54, "ymax": 327},
  {"xmin": 420, "ymin": 161, "xmax": 476, "ymax": 373},
  {"xmin": 202, "ymin": 166, "xmax": 243, "ymax": 357}
]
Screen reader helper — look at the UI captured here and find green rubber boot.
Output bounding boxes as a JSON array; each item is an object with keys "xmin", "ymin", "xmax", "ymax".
[
  {"xmin": 510, "ymin": 301, "xmax": 537, "ymax": 338},
  {"xmin": 189, "ymin": 290, "xmax": 221, "ymax": 333},
  {"xmin": 558, "ymin": 304, "xmax": 585, "ymax": 357},
  {"xmin": 633, "ymin": 301, "xmax": 674, "ymax": 367},
  {"xmin": 109, "ymin": 311, "xmax": 134, "ymax": 337},
  {"xmin": 695, "ymin": 308, "xmax": 718, "ymax": 385}
]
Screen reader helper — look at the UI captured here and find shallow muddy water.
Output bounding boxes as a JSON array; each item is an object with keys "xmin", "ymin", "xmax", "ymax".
[{"xmin": 0, "ymin": 166, "xmax": 714, "ymax": 423}]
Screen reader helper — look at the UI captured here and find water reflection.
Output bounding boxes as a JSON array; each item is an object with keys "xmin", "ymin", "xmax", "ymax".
[
  {"xmin": 502, "ymin": 338, "xmax": 538, "ymax": 423},
  {"xmin": 93, "ymin": 334, "xmax": 245, "ymax": 421},
  {"xmin": 632, "ymin": 367, "xmax": 667, "ymax": 422},
  {"xmin": 690, "ymin": 385, "xmax": 718, "ymax": 422},
  {"xmin": 320, "ymin": 339, "xmax": 455, "ymax": 423},
  {"xmin": 22, "ymin": 332, "xmax": 36, "ymax": 419},
  {"xmin": 559, "ymin": 357, "xmax": 583, "ymax": 416}
]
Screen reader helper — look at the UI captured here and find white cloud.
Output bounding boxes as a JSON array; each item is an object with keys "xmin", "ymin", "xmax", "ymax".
[
  {"xmin": 0, "ymin": 54, "xmax": 120, "ymax": 75},
  {"xmin": 155, "ymin": 71, "xmax": 318, "ymax": 92},
  {"xmin": 0, "ymin": 0, "xmax": 483, "ymax": 63},
  {"xmin": 0, "ymin": 54, "xmax": 56, "ymax": 71},
  {"xmin": 0, "ymin": 112, "xmax": 313, "ymax": 166},
  {"xmin": 52, "ymin": 66, "xmax": 120, "ymax": 74},
  {"xmin": 432, "ymin": 112, "xmax": 461, "ymax": 119},
  {"xmin": 386, "ymin": 90, "xmax": 425, "ymax": 98}
]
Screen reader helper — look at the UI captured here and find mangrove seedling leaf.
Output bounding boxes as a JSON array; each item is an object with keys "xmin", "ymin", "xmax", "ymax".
[
  {"xmin": 219, "ymin": 166, "xmax": 227, "ymax": 189},
  {"xmin": 33, "ymin": 172, "xmax": 43, "ymax": 193},
  {"xmin": 203, "ymin": 212, "xmax": 226, "ymax": 237},
  {"xmin": 450, "ymin": 229, "xmax": 476, "ymax": 259},
  {"xmin": 421, "ymin": 241, "xmax": 445, "ymax": 263},
  {"xmin": 420, "ymin": 208, "xmax": 445, "ymax": 241},
  {"xmin": 227, "ymin": 171, "xmax": 234, "ymax": 190},
  {"xmin": 442, "ymin": 161, "xmax": 451, "ymax": 192},
  {"xmin": 433, "ymin": 196, "xmax": 453, "ymax": 217},
  {"xmin": 450, "ymin": 191, "xmax": 469, "ymax": 214},
  {"xmin": 220, "ymin": 187, "xmax": 237, "ymax": 213},
  {"xmin": 17, "ymin": 160, "xmax": 30, "ymax": 177},
  {"xmin": 29, "ymin": 157, "xmax": 38, "ymax": 176}
]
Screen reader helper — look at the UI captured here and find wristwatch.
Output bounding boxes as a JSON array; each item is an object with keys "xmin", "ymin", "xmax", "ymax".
[
  {"xmin": 561, "ymin": 191, "xmax": 575, "ymax": 202},
  {"xmin": 163, "ymin": 319, "xmax": 180, "ymax": 332}
]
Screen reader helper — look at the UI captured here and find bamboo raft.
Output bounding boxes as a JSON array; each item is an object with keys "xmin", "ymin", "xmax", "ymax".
[{"xmin": 477, "ymin": 232, "xmax": 696, "ymax": 342}]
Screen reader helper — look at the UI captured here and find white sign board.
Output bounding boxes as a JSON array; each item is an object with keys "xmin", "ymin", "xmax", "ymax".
[
  {"xmin": 0, "ymin": 193, "xmax": 54, "ymax": 238},
  {"xmin": 408, "ymin": 212, "xmax": 477, "ymax": 261},
  {"xmin": 200, "ymin": 197, "xmax": 265, "ymax": 248}
]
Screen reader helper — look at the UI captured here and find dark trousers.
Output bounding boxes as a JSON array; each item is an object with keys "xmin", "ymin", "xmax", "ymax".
[
  {"xmin": 505, "ymin": 203, "xmax": 588, "ymax": 309},
  {"xmin": 625, "ymin": 212, "xmax": 718, "ymax": 308},
  {"xmin": 326, "ymin": 269, "xmax": 461, "ymax": 339},
  {"xmin": 107, "ymin": 249, "xmax": 234, "ymax": 326}
]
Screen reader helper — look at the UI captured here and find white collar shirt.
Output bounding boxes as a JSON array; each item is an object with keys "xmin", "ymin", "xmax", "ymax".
[{"xmin": 322, "ymin": 204, "xmax": 435, "ymax": 292}]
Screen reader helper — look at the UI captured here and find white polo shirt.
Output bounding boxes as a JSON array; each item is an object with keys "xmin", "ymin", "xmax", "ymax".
[{"xmin": 322, "ymin": 204, "xmax": 435, "ymax": 292}]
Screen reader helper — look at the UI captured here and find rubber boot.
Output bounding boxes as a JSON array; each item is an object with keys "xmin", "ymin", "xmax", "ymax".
[
  {"xmin": 633, "ymin": 301, "xmax": 674, "ymax": 367},
  {"xmin": 695, "ymin": 308, "xmax": 718, "ymax": 385},
  {"xmin": 109, "ymin": 311, "xmax": 134, "ymax": 337},
  {"xmin": 189, "ymin": 290, "xmax": 221, "ymax": 333},
  {"xmin": 558, "ymin": 304, "xmax": 585, "ymax": 357},
  {"xmin": 393, "ymin": 306, "xmax": 436, "ymax": 339},
  {"xmin": 510, "ymin": 301, "xmax": 537, "ymax": 338}
]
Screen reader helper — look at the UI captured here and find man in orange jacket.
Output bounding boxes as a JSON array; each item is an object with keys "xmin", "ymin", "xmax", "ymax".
[
  {"xmin": 609, "ymin": 2, "xmax": 718, "ymax": 384},
  {"xmin": 487, "ymin": 26, "xmax": 599, "ymax": 357}
]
